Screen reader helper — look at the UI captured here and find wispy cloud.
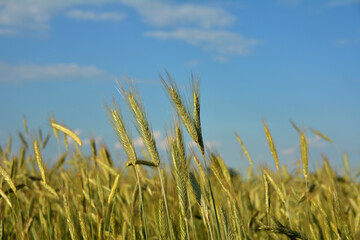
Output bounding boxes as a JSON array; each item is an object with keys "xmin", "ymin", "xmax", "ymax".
[
  {"xmin": 124, "ymin": 1, "xmax": 235, "ymax": 28},
  {"xmin": 0, "ymin": 62, "xmax": 113, "ymax": 84},
  {"xmin": 308, "ymin": 135, "xmax": 327, "ymax": 148},
  {"xmin": 114, "ymin": 141, "xmax": 122, "ymax": 150},
  {"xmin": 205, "ymin": 141, "xmax": 222, "ymax": 149},
  {"xmin": 0, "ymin": 1, "xmax": 126, "ymax": 33},
  {"xmin": 0, "ymin": 1, "xmax": 233, "ymax": 31},
  {"xmin": 280, "ymin": 147, "xmax": 297, "ymax": 156},
  {"xmin": 66, "ymin": 9, "xmax": 126, "ymax": 21},
  {"xmin": 0, "ymin": 1, "xmax": 260, "ymax": 58},
  {"xmin": 145, "ymin": 28, "xmax": 260, "ymax": 56},
  {"xmin": 131, "ymin": 1, "xmax": 260, "ymax": 58},
  {"xmin": 0, "ymin": 1, "xmax": 67, "ymax": 31},
  {"xmin": 133, "ymin": 136, "xmax": 145, "ymax": 148},
  {"xmin": 83, "ymin": 136, "xmax": 104, "ymax": 146}
]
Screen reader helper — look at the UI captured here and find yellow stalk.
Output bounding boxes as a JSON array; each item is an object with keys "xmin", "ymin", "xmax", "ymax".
[
  {"xmin": 34, "ymin": 140, "xmax": 46, "ymax": 184},
  {"xmin": 51, "ymin": 122, "xmax": 82, "ymax": 146}
]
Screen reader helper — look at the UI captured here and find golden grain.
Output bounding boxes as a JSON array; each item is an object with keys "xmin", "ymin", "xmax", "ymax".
[
  {"xmin": 78, "ymin": 211, "xmax": 89, "ymax": 240},
  {"xmin": 263, "ymin": 170, "xmax": 286, "ymax": 206},
  {"xmin": 63, "ymin": 193, "xmax": 78, "ymax": 240},
  {"xmin": 51, "ymin": 122, "xmax": 82, "ymax": 146},
  {"xmin": 263, "ymin": 121, "xmax": 280, "ymax": 172},
  {"xmin": 311, "ymin": 128, "xmax": 333, "ymax": 143},
  {"xmin": 234, "ymin": 131, "xmax": 253, "ymax": 167},
  {"xmin": 34, "ymin": 139, "xmax": 47, "ymax": 184},
  {"xmin": 300, "ymin": 133, "xmax": 308, "ymax": 180},
  {"xmin": 0, "ymin": 165, "xmax": 17, "ymax": 193},
  {"xmin": 0, "ymin": 188, "xmax": 12, "ymax": 208},
  {"xmin": 108, "ymin": 174, "xmax": 120, "ymax": 205}
]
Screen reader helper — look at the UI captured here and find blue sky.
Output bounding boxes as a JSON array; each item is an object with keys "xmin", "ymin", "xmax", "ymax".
[{"xmin": 0, "ymin": 0, "xmax": 359, "ymax": 171}]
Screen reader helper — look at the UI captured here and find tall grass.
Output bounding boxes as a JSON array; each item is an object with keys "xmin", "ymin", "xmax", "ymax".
[{"xmin": 0, "ymin": 74, "xmax": 358, "ymax": 240}]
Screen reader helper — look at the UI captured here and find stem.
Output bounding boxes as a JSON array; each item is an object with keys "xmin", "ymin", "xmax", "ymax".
[
  {"xmin": 201, "ymin": 152, "xmax": 222, "ymax": 240},
  {"xmin": 185, "ymin": 218, "xmax": 190, "ymax": 240},
  {"xmin": 187, "ymin": 194, "xmax": 198, "ymax": 240},
  {"xmin": 134, "ymin": 166, "xmax": 148, "ymax": 240},
  {"xmin": 208, "ymin": 218, "xmax": 215, "ymax": 240},
  {"xmin": 157, "ymin": 167, "xmax": 174, "ymax": 240},
  {"xmin": 305, "ymin": 176, "xmax": 311, "ymax": 236}
]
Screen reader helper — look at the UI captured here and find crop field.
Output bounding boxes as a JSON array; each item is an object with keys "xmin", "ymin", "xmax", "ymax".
[{"xmin": 0, "ymin": 75, "xmax": 359, "ymax": 240}]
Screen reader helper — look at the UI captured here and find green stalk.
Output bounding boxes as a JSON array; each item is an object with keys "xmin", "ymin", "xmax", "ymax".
[
  {"xmin": 157, "ymin": 167, "xmax": 174, "ymax": 240},
  {"xmin": 134, "ymin": 166, "xmax": 148, "ymax": 240},
  {"xmin": 200, "ymin": 150, "xmax": 222, "ymax": 240}
]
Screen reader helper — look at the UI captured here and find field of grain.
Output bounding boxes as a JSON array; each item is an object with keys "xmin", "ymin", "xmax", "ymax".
[{"xmin": 0, "ymin": 74, "xmax": 359, "ymax": 240}]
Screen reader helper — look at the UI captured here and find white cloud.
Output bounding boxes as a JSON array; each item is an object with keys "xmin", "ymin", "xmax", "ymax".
[
  {"xmin": 0, "ymin": 0, "xmax": 126, "ymax": 33},
  {"xmin": 0, "ymin": 1, "xmax": 234, "ymax": 31},
  {"xmin": 66, "ymin": 9, "xmax": 126, "ymax": 21},
  {"xmin": 0, "ymin": 62, "xmax": 113, "ymax": 83},
  {"xmin": 132, "ymin": 130, "xmax": 162, "ymax": 148},
  {"xmin": 308, "ymin": 135, "xmax": 327, "ymax": 148},
  {"xmin": 153, "ymin": 130, "xmax": 162, "ymax": 140},
  {"xmin": 205, "ymin": 141, "xmax": 221, "ymax": 149},
  {"xmin": 145, "ymin": 28, "xmax": 260, "ymax": 56},
  {"xmin": 281, "ymin": 147, "xmax": 296, "ymax": 156},
  {"xmin": 0, "ymin": 1, "xmax": 259, "ymax": 58},
  {"xmin": 83, "ymin": 136, "xmax": 104, "ymax": 146},
  {"xmin": 0, "ymin": 1, "xmax": 66, "ymax": 31},
  {"xmin": 136, "ymin": 1, "xmax": 259, "ymax": 58},
  {"xmin": 133, "ymin": 136, "xmax": 144, "ymax": 148},
  {"xmin": 158, "ymin": 138, "xmax": 170, "ymax": 151},
  {"xmin": 114, "ymin": 141, "xmax": 122, "ymax": 150},
  {"xmin": 123, "ymin": 1, "xmax": 235, "ymax": 28}
]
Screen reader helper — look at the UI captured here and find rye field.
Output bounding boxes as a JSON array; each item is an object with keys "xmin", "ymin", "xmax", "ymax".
[{"xmin": 0, "ymin": 75, "xmax": 359, "ymax": 240}]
